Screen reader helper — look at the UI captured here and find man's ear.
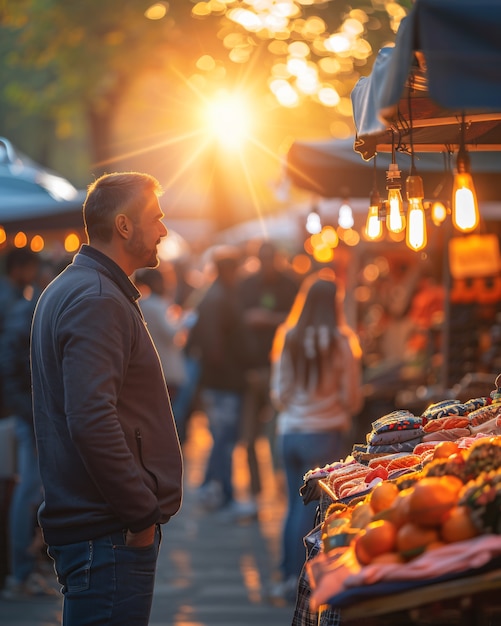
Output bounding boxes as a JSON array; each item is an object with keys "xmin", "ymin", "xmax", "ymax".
[{"xmin": 115, "ymin": 213, "xmax": 130, "ymax": 239}]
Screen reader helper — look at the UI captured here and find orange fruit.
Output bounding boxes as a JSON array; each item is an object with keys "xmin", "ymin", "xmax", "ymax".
[
  {"xmin": 425, "ymin": 540, "xmax": 446, "ymax": 552},
  {"xmin": 433, "ymin": 441, "xmax": 460, "ymax": 460},
  {"xmin": 408, "ymin": 477, "xmax": 458, "ymax": 527},
  {"xmin": 354, "ymin": 519, "xmax": 397, "ymax": 565},
  {"xmin": 396, "ymin": 522, "xmax": 439, "ymax": 560},
  {"xmin": 369, "ymin": 481, "xmax": 400, "ymax": 514},
  {"xmin": 370, "ymin": 551, "xmax": 405, "ymax": 565},
  {"xmin": 353, "ymin": 534, "xmax": 372, "ymax": 565},
  {"xmin": 350, "ymin": 502, "xmax": 374, "ymax": 529},
  {"xmin": 442, "ymin": 474, "xmax": 464, "ymax": 493},
  {"xmin": 441, "ymin": 505, "xmax": 479, "ymax": 543},
  {"xmin": 377, "ymin": 487, "xmax": 412, "ymax": 529}
]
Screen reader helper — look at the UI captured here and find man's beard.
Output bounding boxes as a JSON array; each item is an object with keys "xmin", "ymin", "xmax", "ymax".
[{"xmin": 128, "ymin": 230, "xmax": 159, "ymax": 269}]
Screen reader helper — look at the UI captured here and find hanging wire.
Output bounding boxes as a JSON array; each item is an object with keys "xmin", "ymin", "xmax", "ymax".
[
  {"xmin": 372, "ymin": 152, "xmax": 378, "ymax": 188},
  {"xmin": 407, "ymin": 75, "xmax": 416, "ymax": 175}
]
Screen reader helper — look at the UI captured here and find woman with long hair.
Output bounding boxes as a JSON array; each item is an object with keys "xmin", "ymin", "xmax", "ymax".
[{"xmin": 269, "ymin": 269, "xmax": 363, "ymax": 602}]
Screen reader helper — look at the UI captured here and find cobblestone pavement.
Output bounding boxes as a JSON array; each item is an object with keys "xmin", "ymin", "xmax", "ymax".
[{"xmin": 0, "ymin": 412, "xmax": 295, "ymax": 626}]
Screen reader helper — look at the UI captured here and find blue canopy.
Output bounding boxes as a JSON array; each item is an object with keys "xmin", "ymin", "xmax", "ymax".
[
  {"xmin": 352, "ymin": 0, "xmax": 501, "ymax": 160},
  {"xmin": 0, "ymin": 137, "xmax": 85, "ymax": 232}
]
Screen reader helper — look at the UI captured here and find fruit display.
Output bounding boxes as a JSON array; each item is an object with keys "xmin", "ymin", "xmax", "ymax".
[
  {"xmin": 303, "ymin": 380, "xmax": 501, "ymax": 616},
  {"xmin": 304, "ymin": 382, "xmax": 501, "ymax": 580},
  {"xmin": 459, "ymin": 469, "xmax": 501, "ymax": 534}
]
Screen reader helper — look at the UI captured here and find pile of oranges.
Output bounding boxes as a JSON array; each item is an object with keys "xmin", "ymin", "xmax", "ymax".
[
  {"xmin": 351, "ymin": 475, "xmax": 478, "ymax": 565},
  {"xmin": 322, "ymin": 441, "xmax": 483, "ymax": 566}
]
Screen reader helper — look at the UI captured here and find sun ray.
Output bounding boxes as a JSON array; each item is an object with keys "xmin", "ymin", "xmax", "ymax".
[
  {"xmin": 247, "ymin": 135, "xmax": 325, "ymax": 195},
  {"xmin": 236, "ymin": 149, "xmax": 269, "ymax": 238},
  {"xmin": 162, "ymin": 136, "xmax": 214, "ymax": 191},
  {"xmin": 93, "ymin": 129, "xmax": 206, "ymax": 169}
]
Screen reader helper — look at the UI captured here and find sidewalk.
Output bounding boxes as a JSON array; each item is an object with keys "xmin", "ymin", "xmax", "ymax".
[{"xmin": 0, "ymin": 411, "xmax": 295, "ymax": 625}]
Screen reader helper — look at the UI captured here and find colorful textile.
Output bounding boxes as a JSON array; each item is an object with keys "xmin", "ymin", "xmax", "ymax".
[
  {"xmin": 366, "ymin": 437, "xmax": 422, "ymax": 455},
  {"xmin": 367, "ymin": 428, "xmax": 424, "ymax": 446},
  {"xmin": 464, "ymin": 397, "xmax": 491, "ymax": 412},
  {"xmin": 421, "ymin": 399, "xmax": 467, "ymax": 421},
  {"xmin": 371, "ymin": 410, "xmax": 421, "ymax": 434}
]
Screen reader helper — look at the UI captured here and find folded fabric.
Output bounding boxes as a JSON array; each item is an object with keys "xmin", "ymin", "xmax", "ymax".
[
  {"xmin": 300, "ymin": 477, "xmax": 323, "ymax": 505},
  {"xmin": 468, "ymin": 404, "xmax": 501, "ymax": 427},
  {"xmin": 421, "ymin": 399, "xmax": 467, "ymax": 421},
  {"xmin": 368, "ymin": 452, "xmax": 410, "ymax": 468},
  {"xmin": 366, "ymin": 437, "xmax": 422, "ymax": 455},
  {"xmin": 422, "ymin": 428, "xmax": 471, "ymax": 442},
  {"xmin": 371, "ymin": 411, "xmax": 422, "ymax": 434},
  {"xmin": 463, "ymin": 397, "xmax": 491, "ymax": 412},
  {"xmin": 367, "ymin": 428, "xmax": 424, "ymax": 446},
  {"xmin": 469, "ymin": 415, "xmax": 501, "ymax": 437},
  {"xmin": 423, "ymin": 416, "xmax": 469, "ymax": 433}
]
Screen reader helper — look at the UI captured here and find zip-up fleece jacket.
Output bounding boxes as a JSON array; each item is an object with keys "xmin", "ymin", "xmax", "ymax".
[{"xmin": 30, "ymin": 245, "xmax": 183, "ymax": 546}]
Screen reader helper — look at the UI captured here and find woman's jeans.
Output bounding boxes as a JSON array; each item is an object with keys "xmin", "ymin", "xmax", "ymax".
[
  {"xmin": 47, "ymin": 526, "xmax": 161, "ymax": 626},
  {"xmin": 279, "ymin": 430, "xmax": 345, "ymax": 581},
  {"xmin": 9, "ymin": 417, "xmax": 43, "ymax": 582},
  {"xmin": 201, "ymin": 389, "xmax": 242, "ymax": 506}
]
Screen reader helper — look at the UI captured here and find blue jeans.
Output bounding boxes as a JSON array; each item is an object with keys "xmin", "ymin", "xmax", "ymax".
[
  {"xmin": 47, "ymin": 527, "xmax": 161, "ymax": 626},
  {"xmin": 9, "ymin": 417, "xmax": 43, "ymax": 582},
  {"xmin": 201, "ymin": 389, "xmax": 243, "ymax": 506},
  {"xmin": 279, "ymin": 431, "xmax": 345, "ymax": 580}
]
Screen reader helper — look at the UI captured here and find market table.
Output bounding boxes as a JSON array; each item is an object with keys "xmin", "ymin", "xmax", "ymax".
[{"xmin": 333, "ymin": 566, "xmax": 501, "ymax": 625}]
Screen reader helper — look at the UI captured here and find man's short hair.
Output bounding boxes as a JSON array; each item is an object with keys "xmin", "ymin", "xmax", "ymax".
[{"xmin": 83, "ymin": 172, "xmax": 163, "ymax": 242}]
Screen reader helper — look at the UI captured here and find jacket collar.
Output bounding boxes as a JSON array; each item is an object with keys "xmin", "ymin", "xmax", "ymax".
[{"xmin": 74, "ymin": 244, "xmax": 141, "ymax": 304}]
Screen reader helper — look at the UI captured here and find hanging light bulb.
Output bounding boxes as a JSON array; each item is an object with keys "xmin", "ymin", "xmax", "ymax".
[
  {"xmin": 338, "ymin": 200, "xmax": 354, "ymax": 229},
  {"xmin": 365, "ymin": 156, "xmax": 383, "ymax": 241},
  {"xmin": 386, "ymin": 162, "xmax": 406, "ymax": 233},
  {"xmin": 405, "ymin": 173, "xmax": 427, "ymax": 251},
  {"xmin": 365, "ymin": 189, "xmax": 383, "ymax": 241},
  {"xmin": 306, "ymin": 207, "xmax": 322, "ymax": 234},
  {"xmin": 452, "ymin": 120, "xmax": 479, "ymax": 233},
  {"xmin": 431, "ymin": 200, "xmax": 447, "ymax": 226}
]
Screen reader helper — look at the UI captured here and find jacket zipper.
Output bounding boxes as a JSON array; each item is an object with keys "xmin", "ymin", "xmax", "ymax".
[{"xmin": 135, "ymin": 428, "xmax": 158, "ymax": 491}]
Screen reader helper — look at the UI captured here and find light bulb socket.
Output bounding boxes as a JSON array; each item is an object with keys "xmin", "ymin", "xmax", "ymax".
[
  {"xmin": 369, "ymin": 188, "xmax": 381, "ymax": 209},
  {"xmin": 386, "ymin": 162, "xmax": 402, "ymax": 190},
  {"xmin": 456, "ymin": 146, "xmax": 471, "ymax": 174},
  {"xmin": 378, "ymin": 200, "xmax": 388, "ymax": 220},
  {"xmin": 406, "ymin": 174, "xmax": 424, "ymax": 200}
]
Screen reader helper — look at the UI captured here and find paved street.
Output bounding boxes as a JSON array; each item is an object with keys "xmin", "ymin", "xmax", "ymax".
[{"xmin": 0, "ymin": 411, "xmax": 295, "ymax": 625}]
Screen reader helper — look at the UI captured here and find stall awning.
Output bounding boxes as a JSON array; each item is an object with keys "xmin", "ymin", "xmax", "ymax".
[
  {"xmin": 0, "ymin": 137, "xmax": 86, "ymax": 232},
  {"xmin": 286, "ymin": 136, "xmax": 501, "ymax": 201},
  {"xmin": 352, "ymin": 0, "xmax": 501, "ymax": 160}
]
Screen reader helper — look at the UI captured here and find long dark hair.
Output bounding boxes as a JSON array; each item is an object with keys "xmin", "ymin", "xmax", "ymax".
[{"xmin": 271, "ymin": 270, "xmax": 357, "ymax": 392}]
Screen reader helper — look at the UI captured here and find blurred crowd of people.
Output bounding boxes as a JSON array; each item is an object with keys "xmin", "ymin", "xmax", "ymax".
[{"xmin": 0, "ymin": 234, "xmax": 447, "ymax": 606}]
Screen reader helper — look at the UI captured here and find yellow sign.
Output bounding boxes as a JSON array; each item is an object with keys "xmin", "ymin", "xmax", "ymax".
[{"xmin": 449, "ymin": 234, "xmax": 501, "ymax": 279}]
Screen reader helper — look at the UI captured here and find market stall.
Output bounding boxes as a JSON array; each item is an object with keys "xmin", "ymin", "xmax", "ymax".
[
  {"xmin": 351, "ymin": 0, "xmax": 501, "ymax": 159},
  {"xmin": 296, "ymin": 385, "xmax": 501, "ymax": 626},
  {"xmin": 290, "ymin": 3, "xmax": 501, "ymax": 625},
  {"xmin": 350, "ymin": 0, "xmax": 501, "ymax": 393}
]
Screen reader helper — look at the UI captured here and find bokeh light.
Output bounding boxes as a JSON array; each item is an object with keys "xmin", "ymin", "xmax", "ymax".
[
  {"xmin": 14, "ymin": 231, "xmax": 27, "ymax": 248},
  {"xmin": 64, "ymin": 232, "xmax": 81, "ymax": 253}
]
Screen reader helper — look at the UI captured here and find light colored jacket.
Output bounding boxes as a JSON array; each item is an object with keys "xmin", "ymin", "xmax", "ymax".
[
  {"xmin": 271, "ymin": 327, "xmax": 363, "ymax": 435},
  {"xmin": 140, "ymin": 293, "xmax": 187, "ymax": 387}
]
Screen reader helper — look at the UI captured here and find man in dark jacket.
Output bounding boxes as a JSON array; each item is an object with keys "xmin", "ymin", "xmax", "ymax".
[
  {"xmin": 186, "ymin": 246, "xmax": 253, "ymax": 518},
  {"xmin": 30, "ymin": 172, "xmax": 183, "ymax": 626}
]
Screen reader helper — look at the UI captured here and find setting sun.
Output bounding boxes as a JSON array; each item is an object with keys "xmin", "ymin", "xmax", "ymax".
[{"xmin": 203, "ymin": 90, "xmax": 254, "ymax": 151}]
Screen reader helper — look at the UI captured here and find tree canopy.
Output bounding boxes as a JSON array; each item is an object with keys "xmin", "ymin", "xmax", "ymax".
[{"xmin": 0, "ymin": 0, "xmax": 408, "ymax": 188}]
